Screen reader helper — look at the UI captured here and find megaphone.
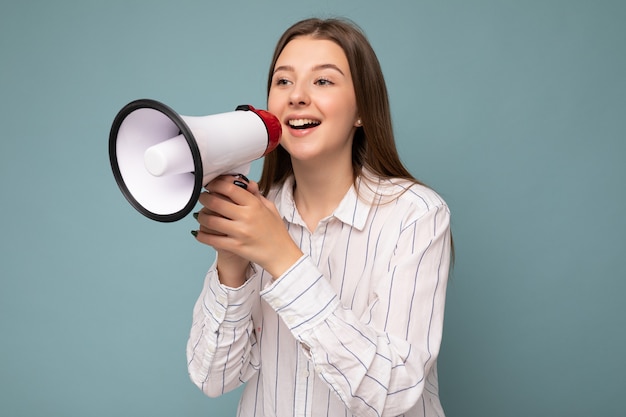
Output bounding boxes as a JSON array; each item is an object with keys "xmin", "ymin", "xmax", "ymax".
[{"xmin": 109, "ymin": 99, "xmax": 281, "ymax": 222}]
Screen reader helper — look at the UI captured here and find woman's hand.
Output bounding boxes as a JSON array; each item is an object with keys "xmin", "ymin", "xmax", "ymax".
[{"xmin": 193, "ymin": 175, "xmax": 303, "ymax": 284}]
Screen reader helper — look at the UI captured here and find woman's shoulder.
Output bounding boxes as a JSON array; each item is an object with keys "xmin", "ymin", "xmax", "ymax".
[
  {"xmin": 394, "ymin": 179, "xmax": 448, "ymax": 210},
  {"xmin": 382, "ymin": 180, "xmax": 451, "ymax": 233},
  {"xmin": 361, "ymin": 172, "xmax": 449, "ymax": 213}
]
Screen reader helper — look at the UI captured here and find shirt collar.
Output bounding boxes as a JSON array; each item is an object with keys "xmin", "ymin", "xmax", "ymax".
[{"xmin": 274, "ymin": 175, "xmax": 374, "ymax": 231}]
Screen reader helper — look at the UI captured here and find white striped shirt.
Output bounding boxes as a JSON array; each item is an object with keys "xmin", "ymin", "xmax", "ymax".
[{"xmin": 187, "ymin": 173, "xmax": 452, "ymax": 417}]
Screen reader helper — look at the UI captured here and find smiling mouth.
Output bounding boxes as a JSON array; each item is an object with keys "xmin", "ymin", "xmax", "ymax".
[{"xmin": 288, "ymin": 119, "xmax": 321, "ymax": 129}]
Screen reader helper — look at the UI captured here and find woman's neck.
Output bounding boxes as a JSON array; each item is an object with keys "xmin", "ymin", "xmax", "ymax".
[{"xmin": 292, "ymin": 161, "xmax": 354, "ymax": 232}]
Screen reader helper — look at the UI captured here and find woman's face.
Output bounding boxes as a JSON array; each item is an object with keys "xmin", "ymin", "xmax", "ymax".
[{"xmin": 268, "ymin": 36, "xmax": 360, "ymax": 167}]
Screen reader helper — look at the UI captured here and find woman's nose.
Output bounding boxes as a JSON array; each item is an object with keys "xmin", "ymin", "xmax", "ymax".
[{"xmin": 289, "ymin": 84, "xmax": 309, "ymax": 106}]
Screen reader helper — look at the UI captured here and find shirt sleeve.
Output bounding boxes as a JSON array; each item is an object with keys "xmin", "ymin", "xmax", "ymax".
[
  {"xmin": 186, "ymin": 262, "xmax": 261, "ymax": 397},
  {"xmin": 261, "ymin": 203, "xmax": 452, "ymax": 417}
]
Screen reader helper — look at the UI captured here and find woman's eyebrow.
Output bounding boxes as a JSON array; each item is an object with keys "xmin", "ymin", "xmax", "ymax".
[
  {"xmin": 273, "ymin": 64, "xmax": 345, "ymax": 76},
  {"xmin": 273, "ymin": 65, "xmax": 294, "ymax": 74},
  {"xmin": 314, "ymin": 63, "xmax": 345, "ymax": 75}
]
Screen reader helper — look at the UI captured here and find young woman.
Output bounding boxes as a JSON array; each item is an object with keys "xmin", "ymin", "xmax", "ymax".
[{"xmin": 188, "ymin": 17, "xmax": 452, "ymax": 417}]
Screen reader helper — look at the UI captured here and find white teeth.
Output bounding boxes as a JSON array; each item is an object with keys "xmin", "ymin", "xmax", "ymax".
[{"xmin": 288, "ymin": 118, "xmax": 320, "ymax": 127}]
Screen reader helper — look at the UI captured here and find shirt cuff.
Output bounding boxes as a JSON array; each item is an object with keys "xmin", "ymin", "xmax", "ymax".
[
  {"xmin": 260, "ymin": 255, "xmax": 340, "ymax": 338},
  {"xmin": 203, "ymin": 267, "xmax": 257, "ymax": 331}
]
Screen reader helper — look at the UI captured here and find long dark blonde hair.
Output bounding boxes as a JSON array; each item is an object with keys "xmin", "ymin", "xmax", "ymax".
[
  {"xmin": 259, "ymin": 17, "xmax": 453, "ymax": 263},
  {"xmin": 259, "ymin": 17, "xmax": 420, "ymax": 194}
]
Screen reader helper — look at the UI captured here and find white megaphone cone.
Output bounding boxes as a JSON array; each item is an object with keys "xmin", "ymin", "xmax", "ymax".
[{"xmin": 109, "ymin": 99, "xmax": 281, "ymax": 222}]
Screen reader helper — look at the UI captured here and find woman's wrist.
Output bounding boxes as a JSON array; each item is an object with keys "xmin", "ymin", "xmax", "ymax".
[
  {"xmin": 216, "ymin": 254, "xmax": 250, "ymax": 288},
  {"xmin": 263, "ymin": 244, "xmax": 304, "ymax": 280}
]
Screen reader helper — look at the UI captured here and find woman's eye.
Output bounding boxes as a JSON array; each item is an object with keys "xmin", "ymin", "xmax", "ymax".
[
  {"xmin": 274, "ymin": 78, "xmax": 291, "ymax": 86},
  {"xmin": 315, "ymin": 77, "xmax": 333, "ymax": 86}
]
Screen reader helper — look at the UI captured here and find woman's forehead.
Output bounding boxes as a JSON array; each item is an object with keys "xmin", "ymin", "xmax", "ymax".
[{"xmin": 275, "ymin": 37, "xmax": 349, "ymax": 72}]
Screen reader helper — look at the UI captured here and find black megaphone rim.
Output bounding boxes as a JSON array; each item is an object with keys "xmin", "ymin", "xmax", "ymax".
[{"xmin": 108, "ymin": 99, "xmax": 203, "ymax": 222}]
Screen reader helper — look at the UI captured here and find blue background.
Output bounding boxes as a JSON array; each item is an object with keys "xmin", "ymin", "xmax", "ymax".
[{"xmin": 1, "ymin": 1, "xmax": 624, "ymax": 416}]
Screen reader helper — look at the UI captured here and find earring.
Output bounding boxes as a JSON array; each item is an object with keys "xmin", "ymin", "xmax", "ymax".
[{"xmin": 356, "ymin": 118, "xmax": 362, "ymax": 127}]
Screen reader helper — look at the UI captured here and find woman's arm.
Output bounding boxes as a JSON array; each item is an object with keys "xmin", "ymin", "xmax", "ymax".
[
  {"xmin": 261, "ymin": 202, "xmax": 452, "ymax": 416},
  {"xmin": 186, "ymin": 263, "xmax": 261, "ymax": 397},
  {"xmin": 188, "ymin": 175, "xmax": 303, "ymax": 397}
]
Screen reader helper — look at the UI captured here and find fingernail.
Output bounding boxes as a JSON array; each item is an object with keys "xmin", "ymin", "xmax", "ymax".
[
  {"xmin": 233, "ymin": 173, "xmax": 249, "ymax": 183},
  {"xmin": 233, "ymin": 180, "xmax": 248, "ymax": 190},
  {"xmin": 192, "ymin": 212, "xmax": 199, "ymax": 220},
  {"xmin": 191, "ymin": 230, "xmax": 198, "ymax": 237}
]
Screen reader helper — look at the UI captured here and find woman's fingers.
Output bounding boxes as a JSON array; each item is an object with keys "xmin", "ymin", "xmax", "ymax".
[
  {"xmin": 194, "ymin": 174, "xmax": 260, "ymax": 237},
  {"xmin": 198, "ymin": 190, "xmax": 238, "ymax": 220},
  {"xmin": 204, "ymin": 175, "xmax": 260, "ymax": 206}
]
